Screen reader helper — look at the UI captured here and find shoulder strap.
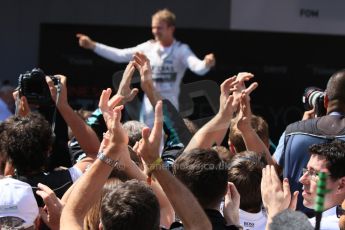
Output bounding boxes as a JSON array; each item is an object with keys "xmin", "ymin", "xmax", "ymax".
[{"xmin": 285, "ymin": 118, "xmax": 319, "ymax": 135}]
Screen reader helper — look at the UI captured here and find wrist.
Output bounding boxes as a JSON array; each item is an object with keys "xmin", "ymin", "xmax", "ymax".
[
  {"xmin": 224, "ymin": 212, "xmax": 240, "ymax": 226},
  {"xmin": 144, "ymin": 157, "xmax": 163, "ymax": 185},
  {"xmin": 147, "ymin": 157, "xmax": 163, "ymax": 174},
  {"xmin": 104, "ymin": 144, "xmax": 128, "ymax": 158},
  {"xmin": 238, "ymin": 124, "xmax": 253, "ymax": 133},
  {"xmin": 114, "ymin": 93, "xmax": 125, "ymax": 105},
  {"xmin": 90, "ymin": 41, "xmax": 96, "ymax": 50},
  {"xmin": 97, "ymin": 152, "xmax": 119, "ymax": 168},
  {"xmin": 215, "ymin": 113, "xmax": 232, "ymax": 125},
  {"xmin": 141, "ymin": 80, "xmax": 154, "ymax": 92}
]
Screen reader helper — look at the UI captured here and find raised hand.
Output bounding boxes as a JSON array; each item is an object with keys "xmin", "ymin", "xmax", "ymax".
[
  {"xmin": 218, "ymin": 76, "xmax": 238, "ymax": 118},
  {"xmin": 116, "ymin": 61, "xmax": 139, "ymax": 104},
  {"xmin": 133, "ymin": 52, "xmax": 153, "ymax": 91},
  {"xmin": 133, "ymin": 52, "xmax": 163, "ymax": 105},
  {"xmin": 236, "ymin": 82, "xmax": 258, "ymax": 132},
  {"xmin": 204, "ymin": 53, "xmax": 216, "ymax": 68},
  {"xmin": 232, "ymin": 72, "xmax": 255, "ymax": 112},
  {"xmin": 261, "ymin": 165, "xmax": 299, "ymax": 220},
  {"xmin": 46, "ymin": 75, "xmax": 67, "ymax": 108},
  {"xmin": 235, "ymin": 72, "xmax": 254, "ymax": 92},
  {"xmin": 98, "ymin": 88, "xmax": 124, "ymax": 130},
  {"xmin": 224, "ymin": 182, "xmax": 240, "ymax": 226},
  {"xmin": 76, "ymin": 33, "xmax": 96, "ymax": 50},
  {"xmin": 103, "ymin": 104, "xmax": 134, "ymax": 168},
  {"xmin": 136, "ymin": 100, "xmax": 163, "ymax": 165},
  {"xmin": 302, "ymin": 108, "xmax": 315, "ymax": 120},
  {"xmin": 109, "ymin": 105, "xmax": 128, "ymax": 146},
  {"xmin": 36, "ymin": 183, "xmax": 63, "ymax": 230}
]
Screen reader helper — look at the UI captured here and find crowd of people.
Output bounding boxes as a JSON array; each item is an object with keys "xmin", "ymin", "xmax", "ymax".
[{"xmin": 1, "ymin": 8, "xmax": 345, "ymax": 230}]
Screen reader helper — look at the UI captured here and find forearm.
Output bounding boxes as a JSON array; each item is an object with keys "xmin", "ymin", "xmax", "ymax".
[
  {"xmin": 154, "ymin": 181, "xmax": 175, "ymax": 228},
  {"xmin": 94, "ymin": 43, "xmax": 133, "ymax": 63},
  {"xmin": 187, "ymin": 56, "xmax": 210, "ymax": 75},
  {"xmin": 142, "ymin": 81, "xmax": 163, "ymax": 107},
  {"xmin": 240, "ymin": 127, "xmax": 276, "ymax": 166},
  {"xmin": 153, "ymin": 168, "xmax": 211, "ymax": 230},
  {"xmin": 61, "ymin": 182, "xmax": 76, "ymax": 204},
  {"xmin": 60, "ymin": 160, "xmax": 112, "ymax": 229},
  {"xmin": 58, "ymin": 104, "xmax": 100, "ymax": 156},
  {"xmin": 59, "ymin": 216, "xmax": 82, "ymax": 230},
  {"xmin": 61, "ymin": 145, "xmax": 125, "ymax": 229},
  {"xmin": 185, "ymin": 113, "xmax": 230, "ymax": 151}
]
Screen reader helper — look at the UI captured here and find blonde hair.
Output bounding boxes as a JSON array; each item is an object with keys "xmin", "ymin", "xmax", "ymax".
[{"xmin": 152, "ymin": 9, "xmax": 176, "ymax": 26}]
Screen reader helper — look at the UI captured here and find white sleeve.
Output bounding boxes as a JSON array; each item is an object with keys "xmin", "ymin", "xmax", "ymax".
[
  {"xmin": 181, "ymin": 44, "xmax": 210, "ymax": 76},
  {"xmin": 93, "ymin": 41, "xmax": 148, "ymax": 63},
  {"xmin": 68, "ymin": 166, "xmax": 83, "ymax": 182}
]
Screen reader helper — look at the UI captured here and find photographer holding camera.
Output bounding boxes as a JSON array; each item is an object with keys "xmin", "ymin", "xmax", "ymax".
[
  {"xmin": 272, "ymin": 69, "xmax": 345, "ymax": 216},
  {"xmin": 1, "ymin": 70, "xmax": 100, "ymax": 207},
  {"xmin": 13, "ymin": 69, "xmax": 100, "ymax": 170},
  {"xmin": 14, "ymin": 68, "xmax": 72, "ymax": 170}
]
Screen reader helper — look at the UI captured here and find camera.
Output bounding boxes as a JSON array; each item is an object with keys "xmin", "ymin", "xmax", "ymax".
[
  {"xmin": 18, "ymin": 68, "xmax": 59, "ymax": 106},
  {"xmin": 302, "ymin": 86, "xmax": 326, "ymax": 117}
]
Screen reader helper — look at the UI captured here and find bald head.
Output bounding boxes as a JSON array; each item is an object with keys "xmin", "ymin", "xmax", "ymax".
[{"xmin": 326, "ymin": 69, "xmax": 345, "ymax": 103}]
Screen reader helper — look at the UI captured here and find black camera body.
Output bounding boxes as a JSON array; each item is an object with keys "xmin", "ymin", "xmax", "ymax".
[
  {"xmin": 302, "ymin": 87, "xmax": 326, "ymax": 117},
  {"xmin": 18, "ymin": 68, "xmax": 59, "ymax": 106}
]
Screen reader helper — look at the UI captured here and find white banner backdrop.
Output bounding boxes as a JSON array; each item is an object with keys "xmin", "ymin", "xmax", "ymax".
[{"xmin": 230, "ymin": 0, "xmax": 345, "ymax": 35}]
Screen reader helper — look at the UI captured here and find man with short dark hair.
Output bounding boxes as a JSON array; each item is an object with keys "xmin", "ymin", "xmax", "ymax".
[
  {"xmin": 0, "ymin": 112, "xmax": 86, "ymax": 206},
  {"xmin": 100, "ymin": 180, "xmax": 160, "ymax": 230},
  {"xmin": 174, "ymin": 148, "xmax": 228, "ymax": 209},
  {"xmin": 1, "ymin": 113, "xmax": 54, "ymax": 176},
  {"xmin": 261, "ymin": 140, "xmax": 345, "ymax": 230},
  {"xmin": 173, "ymin": 148, "xmax": 242, "ymax": 229},
  {"xmin": 299, "ymin": 140, "xmax": 345, "ymax": 229}
]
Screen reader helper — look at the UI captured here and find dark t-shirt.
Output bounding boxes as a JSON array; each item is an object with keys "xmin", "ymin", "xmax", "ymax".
[
  {"xmin": 15, "ymin": 170, "xmax": 73, "ymax": 207},
  {"xmin": 161, "ymin": 210, "xmax": 241, "ymax": 230},
  {"xmin": 205, "ymin": 209, "xmax": 241, "ymax": 230}
]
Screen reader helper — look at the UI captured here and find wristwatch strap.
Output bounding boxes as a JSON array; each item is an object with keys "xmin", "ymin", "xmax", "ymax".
[{"xmin": 97, "ymin": 152, "xmax": 118, "ymax": 168}]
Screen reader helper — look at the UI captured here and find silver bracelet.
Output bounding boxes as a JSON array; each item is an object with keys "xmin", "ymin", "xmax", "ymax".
[{"xmin": 97, "ymin": 152, "xmax": 119, "ymax": 168}]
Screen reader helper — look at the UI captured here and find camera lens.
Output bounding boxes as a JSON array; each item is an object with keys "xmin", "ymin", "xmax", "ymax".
[
  {"xmin": 302, "ymin": 87, "xmax": 323, "ymax": 110},
  {"xmin": 302, "ymin": 86, "xmax": 326, "ymax": 117},
  {"xmin": 308, "ymin": 90, "xmax": 324, "ymax": 109}
]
